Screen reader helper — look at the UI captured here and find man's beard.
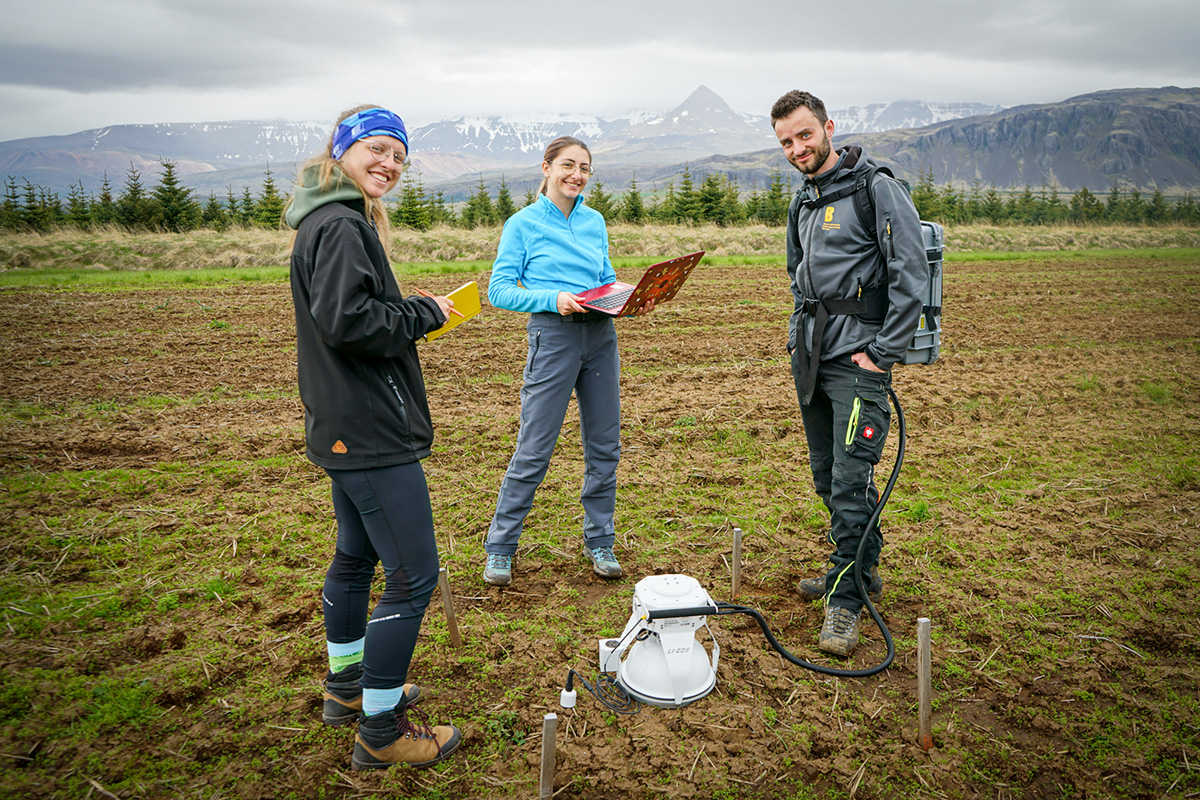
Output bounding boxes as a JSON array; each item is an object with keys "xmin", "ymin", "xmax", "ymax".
[{"xmin": 796, "ymin": 131, "xmax": 832, "ymax": 175}]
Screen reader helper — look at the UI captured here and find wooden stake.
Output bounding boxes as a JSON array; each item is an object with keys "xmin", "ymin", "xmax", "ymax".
[
  {"xmin": 731, "ymin": 527, "xmax": 743, "ymax": 598},
  {"xmin": 917, "ymin": 617, "xmax": 933, "ymax": 751},
  {"xmin": 539, "ymin": 712, "xmax": 558, "ymax": 799},
  {"xmin": 438, "ymin": 567, "xmax": 462, "ymax": 648}
]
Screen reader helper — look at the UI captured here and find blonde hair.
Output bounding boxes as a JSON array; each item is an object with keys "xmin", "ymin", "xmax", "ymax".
[
  {"xmin": 538, "ymin": 136, "xmax": 591, "ymax": 195},
  {"xmin": 285, "ymin": 104, "xmax": 395, "ymax": 248}
]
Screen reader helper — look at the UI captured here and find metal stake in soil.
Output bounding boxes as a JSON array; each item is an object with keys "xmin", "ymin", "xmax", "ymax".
[
  {"xmin": 917, "ymin": 617, "xmax": 933, "ymax": 750},
  {"xmin": 539, "ymin": 712, "xmax": 558, "ymax": 799},
  {"xmin": 437, "ymin": 567, "xmax": 463, "ymax": 648},
  {"xmin": 732, "ymin": 527, "xmax": 743, "ymax": 598}
]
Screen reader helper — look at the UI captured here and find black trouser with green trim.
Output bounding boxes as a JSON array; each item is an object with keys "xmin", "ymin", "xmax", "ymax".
[{"xmin": 792, "ymin": 352, "xmax": 890, "ymax": 613}]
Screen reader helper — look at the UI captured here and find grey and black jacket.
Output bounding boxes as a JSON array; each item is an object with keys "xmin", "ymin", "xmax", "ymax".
[
  {"xmin": 287, "ymin": 167, "xmax": 446, "ymax": 470},
  {"xmin": 786, "ymin": 146, "xmax": 927, "ymax": 371}
]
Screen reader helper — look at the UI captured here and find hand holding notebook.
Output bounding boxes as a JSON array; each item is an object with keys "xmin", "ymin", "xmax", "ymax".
[{"xmin": 422, "ymin": 281, "xmax": 482, "ymax": 341}]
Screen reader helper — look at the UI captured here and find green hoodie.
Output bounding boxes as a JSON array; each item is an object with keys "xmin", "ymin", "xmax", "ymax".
[{"xmin": 283, "ymin": 164, "xmax": 366, "ymax": 230}]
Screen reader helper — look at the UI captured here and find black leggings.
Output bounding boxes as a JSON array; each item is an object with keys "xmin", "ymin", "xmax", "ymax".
[{"xmin": 323, "ymin": 462, "xmax": 440, "ymax": 689}]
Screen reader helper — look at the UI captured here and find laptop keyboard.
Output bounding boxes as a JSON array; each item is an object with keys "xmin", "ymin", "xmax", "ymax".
[{"xmin": 587, "ymin": 288, "xmax": 633, "ymax": 310}]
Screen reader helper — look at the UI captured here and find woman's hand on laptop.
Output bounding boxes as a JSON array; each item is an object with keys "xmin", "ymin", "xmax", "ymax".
[{"xmin": 557, "ymin": 292, "xmax": 587, "ymax": 315}]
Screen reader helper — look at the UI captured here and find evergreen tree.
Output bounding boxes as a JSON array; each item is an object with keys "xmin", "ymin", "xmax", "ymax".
[
  {"xmin": 758, "ymin": 168, "xmax": 790, "ymax": 226},
  {"xmin": 1175, "ymin": 193, "xmax": 1199, "ymax": 225},
  {"xmin": 910, "ymin": 166, "xmax": 939, "ymax": 220},
  {"xmin": 494, "ymin": 177, "xmax": 517, "ymax": 223},
  {"xmin": 937, "ymin": 184, "xmax": 963, "ymax": 224},
  {"xmin": 460, "ymin": 176, "xmax": 495, "ymax": 228},
  {"xmin": 201, "ymin": 192, "xmax": 229, "ymax": 230},
  {"xmin": 1104, "ymin": 185, "xmax": 1123, "ymax": 222},
  {"xmin": 586, "ymin": 179, "xmax": 615, "ymax": 222},
  {"xmin": 1121, "ymin": 189, "xmax": 1146, "ymax": 224},
  {"xmin": 1043, "ymin": 183, "xmax": 1068, "ymax": 224},
  {"xmin": 696, "ymin": 173, "xmax": 726, "ymax": 225},
  {"xmin": 116, "ymin": 164, "xmax": 152, "ymax": 229},
  {"xmin": 151, "ymin": 160, "xmax": 201, "ymax": 232},
  {"xmin": 240, "ymin": 187, "xmax": 256, "ymax": 226},
  {"xmin": 92, "ymin": 173, "xmax": 117, "ymax": 227},
  {"xmin": 1007, "ymin": 185, "xmax": 1037, "ymax": 224},
  {"xmin": 522, "ymin": 187, "xmax": 537, "ymax": 209},
  {"xmin": 653, "ymin": 182, "xmax": 678, "ymax": 223},
  {"xmin": 964, "ymin": 179, "xmax": 984, "ymax": 222},
  {"xmin": 36, "ymin": 186, "xmax": 65, "ymax": 230},
  {"xmin": 981, "ymin": 185, "xmax": 1006, "ymax": 223},
  {"xmin": 254, "ymin": 166, "xmax": 286, "ymax": 228},
  {"xmin": 20, "ymin": 181, "xmax": 49, "ymax": 231},
  {"xmin": 1068, "ymin": 187, "xmax": 1104, "ymax": 223},
  {"xmin": 395, "ymin": 171, "xmax": 432, "ymax": 230},
  {"xmin": 674, "ymin": 166, "xmax": 699, "ymax": 223},
  {"xmin": 426, "ymin": 188, "xmax": 455, "ymax": 227},
  {"xmin": 620, "ymin": 174, "xmax": 646, "ymax": 224},
  {"xmin": 2, "ymin": 177, "xmax": 24, "ymax": 230},
  {"xmin": 1145, "ymin": 189, "xmax": 1169, "ymax": 225},
  {"xmin": 66, "ymin": 181, "xmax": 92, "ymax": 228}
]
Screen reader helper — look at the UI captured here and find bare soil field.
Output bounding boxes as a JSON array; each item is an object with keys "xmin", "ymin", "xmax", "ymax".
[{"xmin": 1, "ymin": 248, "xmax": 1198, "ymax": 799}]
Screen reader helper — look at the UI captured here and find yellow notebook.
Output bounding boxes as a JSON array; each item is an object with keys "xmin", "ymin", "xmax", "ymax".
[{"xmin": 423, "ymin": 281, "xmax": 481, "ymax": 341}]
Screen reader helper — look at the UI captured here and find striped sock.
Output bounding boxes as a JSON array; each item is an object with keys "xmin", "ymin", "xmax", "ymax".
[
  {"xmin": 327, "ymin": 638, "xmax": 365, "ymax": 674},
  {"xmin": 362, "ymin": 686, "xmax": 405, "ymax": 716}
]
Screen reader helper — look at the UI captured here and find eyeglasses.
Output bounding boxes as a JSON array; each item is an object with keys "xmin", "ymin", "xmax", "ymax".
[
  {"xmin": 361, "ymin": 140, "xmax": 410, "ymax": 169},
  {"xmin": 553, "ymin": 159, "xmax": 593, "ymax": 177}
]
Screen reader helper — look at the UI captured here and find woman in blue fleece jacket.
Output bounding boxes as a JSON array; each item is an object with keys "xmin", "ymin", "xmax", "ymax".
[{"xmin": 482, "ymin": 136, "xmax": 627, "ymax": 587}]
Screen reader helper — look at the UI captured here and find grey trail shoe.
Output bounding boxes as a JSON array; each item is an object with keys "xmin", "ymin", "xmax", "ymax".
[
  {"xmin": 352, "ymin": 703, "xmax": 461, "ymax": 770},
  {"xmin": 797, "ymin": 565, "xmax": 882, "ymax": 602},
  {"xmin": 483, "ymin": 553, "xmax": 513, "ymax": 586},
  {"xmin": 322, "ymin": 663, "xmax": 421, "ymax": 726},
  {"xmin": 583, "ymin": 545, "xmax": 622, "ymax": 579},
  {"xmin": 818, "ymin": 605, "xmax": 862, "ymax": 657}
]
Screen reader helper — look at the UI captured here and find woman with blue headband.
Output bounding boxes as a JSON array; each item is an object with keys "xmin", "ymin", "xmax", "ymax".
[{"xmin": 284, "ymin": 105, "xmax": 460, "ymax": 770}]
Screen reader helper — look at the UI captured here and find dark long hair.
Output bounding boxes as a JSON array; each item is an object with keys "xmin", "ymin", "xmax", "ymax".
[{"xmin": 538, "ymin": 136, "xmax": 591, "ymax": 195}]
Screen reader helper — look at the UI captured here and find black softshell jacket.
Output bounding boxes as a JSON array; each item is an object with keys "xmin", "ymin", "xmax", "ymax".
[
  {"xmin": 785, "ymin": 146, "xmax": 927, "ymax": 369},
  {"xmin": 290, "ymin": 200, "xmax": 445, "ymax": 469}
]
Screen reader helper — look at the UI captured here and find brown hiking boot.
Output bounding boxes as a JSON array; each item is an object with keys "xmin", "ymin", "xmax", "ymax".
[
  {"xmin": 817, "ymin": 605, "xmax": 862, "ymax": 657},
  {"xmin": 322, "ymin": 663, "xmax": 421, "ymax": 726},
  {"xmin": 797, "ymin": 565, "xmax": 882, "ymax": 602},
  {"xmin": 352, "ymin": 704, "xmax": 461, "ymax": 770}
]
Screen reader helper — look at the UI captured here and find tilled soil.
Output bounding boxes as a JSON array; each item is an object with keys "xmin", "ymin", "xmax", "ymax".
[{"xmin": 1, "ymin": 255, "xmax": 1198, "ymax": 799}]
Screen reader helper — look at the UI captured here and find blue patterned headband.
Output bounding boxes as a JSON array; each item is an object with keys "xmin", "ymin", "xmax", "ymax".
[{"xmin": 330, "ymin": 108, "xmax": 409, "ymax": 160}]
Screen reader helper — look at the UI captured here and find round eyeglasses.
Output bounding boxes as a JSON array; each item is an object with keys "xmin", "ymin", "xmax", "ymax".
[
  {"xmin": 553, "ymin": 159, "xmax": 593, "ymax": 177},
  {"xmin": 361, "ymin": 140, "xmax": 410, "ymax": 169}
]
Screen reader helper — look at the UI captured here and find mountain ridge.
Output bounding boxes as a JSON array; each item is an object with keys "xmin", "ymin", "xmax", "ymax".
[{"xmin": 2, "ymin": 86, "xmax": 1197, "ymax": 197}]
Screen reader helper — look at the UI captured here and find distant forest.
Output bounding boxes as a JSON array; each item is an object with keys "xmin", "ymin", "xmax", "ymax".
[{"xmin": 4, "ymin": 160, "xmax": 1199, "ymax": 234}]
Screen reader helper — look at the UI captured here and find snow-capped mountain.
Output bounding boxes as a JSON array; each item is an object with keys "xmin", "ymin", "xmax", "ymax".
[{"xmin": 0, "ymin": 87, "xmax": 1006, "ymax": 194}]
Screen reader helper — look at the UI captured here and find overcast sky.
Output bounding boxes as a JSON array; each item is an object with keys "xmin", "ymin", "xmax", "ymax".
[{"xmin": 2, "ymin": 0, "xmax": 1199, "ymax": 142}]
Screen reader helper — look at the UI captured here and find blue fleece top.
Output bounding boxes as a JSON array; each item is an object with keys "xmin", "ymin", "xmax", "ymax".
[{"xmin": 487, "ymin": 193, "xmax": 615, "ymax": 313}]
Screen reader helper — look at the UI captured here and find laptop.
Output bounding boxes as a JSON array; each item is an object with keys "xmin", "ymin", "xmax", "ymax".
[{"xmin": 577, "ymin": 251, "xmax": 705, "ymax": 317}]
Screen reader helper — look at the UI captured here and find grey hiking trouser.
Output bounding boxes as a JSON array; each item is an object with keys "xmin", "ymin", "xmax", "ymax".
[
  {"xmin": 485, "ymin": 311, "xmax": 621, "ymax": 556},
  {"xmin": 793, "ymin": 352, "xmax": 890, "ymax": 613}
]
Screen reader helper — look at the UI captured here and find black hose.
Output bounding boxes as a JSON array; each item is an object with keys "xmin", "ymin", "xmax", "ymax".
[{"xmin": 649, "ymin": 385, "xmax": 905, "ymax": 678}]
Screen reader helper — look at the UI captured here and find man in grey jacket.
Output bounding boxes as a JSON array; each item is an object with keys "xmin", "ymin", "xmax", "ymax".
[{"xmin": 771, "ymin": 90, "xmax": 927, "ymax": 657}]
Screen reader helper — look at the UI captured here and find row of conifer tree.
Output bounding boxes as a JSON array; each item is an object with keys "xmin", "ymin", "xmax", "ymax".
[{"xmin": 3, "ymin": 160, "xmax": 1199, "ymax": 233}]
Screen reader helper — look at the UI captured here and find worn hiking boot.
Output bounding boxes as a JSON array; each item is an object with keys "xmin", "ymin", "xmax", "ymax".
[
  {"xmin": 352, "ymin": 703, "xmax": 461, "ymax": 770},
  {"xmin": 321, "ymin": 663, "xmax": 421, "ymax": 727},
  {"xmin": 818, "ymin": 605, "xmax": 862, "ymax": 657},
  {"xmin": 797, "ymin": 565, "xmax": 882, "ymax": 602},
  {"xmin": 483, "ymin": 553, "xmax": 513, "ymax": 586},
  {"xmin": 583, "ymin": 545, "xmax": 622, "ymax": 579}
]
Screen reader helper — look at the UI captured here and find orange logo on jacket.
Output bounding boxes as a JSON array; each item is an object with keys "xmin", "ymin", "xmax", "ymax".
[
  {"xmin": 822, "ymin": 206, "xmax": 840, "ymax": 231},
  {"xmin": 331, "ymin": 440, "xmax": 348, "ymax": 454}
]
